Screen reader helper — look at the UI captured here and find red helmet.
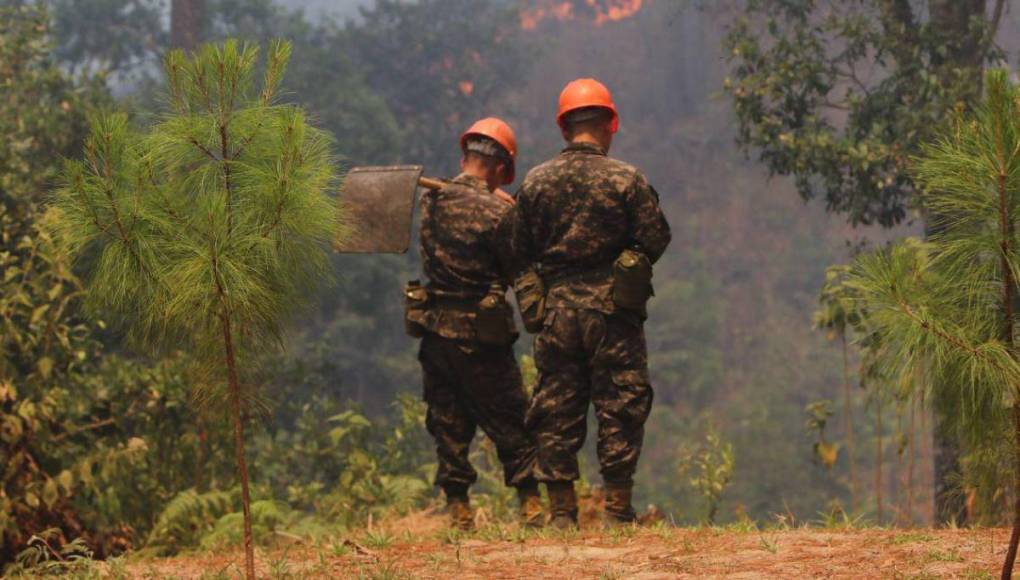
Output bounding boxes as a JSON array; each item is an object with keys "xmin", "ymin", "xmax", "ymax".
[
  {"xmin": 556, "ymin": 78, "xmax": 619, "ymax": 134},
  {"xmin": 460, "ymin": 117, "xmax": 517, "ymax": 185}
]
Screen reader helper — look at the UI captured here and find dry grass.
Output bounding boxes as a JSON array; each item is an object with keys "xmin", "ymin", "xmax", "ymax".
[{"xmin": 115, "ymin": 511, "xmax": 1006, "ymax": 579}]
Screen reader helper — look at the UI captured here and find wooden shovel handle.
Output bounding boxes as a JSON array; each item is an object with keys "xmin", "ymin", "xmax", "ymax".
[{"xmin": 418, "ymin": 176, "xmax": 446, "ymax": 190}]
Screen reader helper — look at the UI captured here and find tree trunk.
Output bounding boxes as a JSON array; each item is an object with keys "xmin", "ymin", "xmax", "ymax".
[
  {"xmin": 932, "ymin": 398, "xmax": 967, "ymax": 526},
  {"xmin": 894, "ymin": 402, "xmax": 903, "ymax": 524},
  {"xmin": 998, "ymin": 129, "xmax": 1018, "ymax": 580},
  {"xmin": 1003, "ymin": 403, "xmax": 1020, "ymax": 580},
  {"xmin": 876, "ymin": 391, "xmax": 884, "ymax": 525},
  {"xmin": 927, "ymin": 0, "xmax": 1004, "ymax": 528},
  {"xmin": 842, "ymin": 333, "xmax": 858, "ymax": 512},
  {"xmin": 920, "ymin": 403, "xmax": 932, "ymax": 524},
  {"xmin": 195, "ymin": 414, "xmax": 207, "ymax": 492},
  {"xmin": 171, "ymin": 0, "xmax": 205, "ymax": 51},
  {"xmin": 907, "ymin": 397, "xmax": 916, "ymax": 526},
  {"xmin": 221, "ymin": 315, "xmax": 255, "ymax": 580}
]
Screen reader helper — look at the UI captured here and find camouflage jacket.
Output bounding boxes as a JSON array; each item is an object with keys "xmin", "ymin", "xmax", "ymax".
[
  {"xmin": 510, "ymin": 142, "xmax": 671, "ymax": 313},
  {"xmin": 418, "ymin": 173, "xmax": 515, "ymax": 340}
]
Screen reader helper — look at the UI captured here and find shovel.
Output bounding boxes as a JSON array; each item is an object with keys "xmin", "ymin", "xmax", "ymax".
[{"xmin": 333, "ymin": 165, "xmax": 446, "ymax": 254}]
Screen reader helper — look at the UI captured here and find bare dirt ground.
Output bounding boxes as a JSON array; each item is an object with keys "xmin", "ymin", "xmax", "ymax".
[{"xmin": 119, "ymin": 508, "xmax": 1008, "ymax": 579}]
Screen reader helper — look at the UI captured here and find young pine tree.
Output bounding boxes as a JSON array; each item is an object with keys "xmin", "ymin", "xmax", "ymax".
[
  {"xmin": 50, "ymin": 40, "xmax": 338, "ymax": 579},
  {"xmin": 849, "ymin": 70, "xmax": 1020, "ymax": 579}
]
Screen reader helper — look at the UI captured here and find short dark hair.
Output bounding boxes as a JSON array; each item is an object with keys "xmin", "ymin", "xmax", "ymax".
[
  {"xmin": 463, "ymin": 150, "xmax": 508, "ymax": 176},
  {"xmin": 562, "ymin": 106, "xmax": 614, "ymax": 131},
  {"xmin": 463, "ymin": 135, "xmax": 511, "ymax": 162}
]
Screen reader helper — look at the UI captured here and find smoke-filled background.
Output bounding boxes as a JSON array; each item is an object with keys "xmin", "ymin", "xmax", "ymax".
[
  {"xmin": 277, "ymin": 0, "xmax": 907, "ymax": 519},
  {"xmin": 45, "ymin": 0, "xmax": 910, "ymax": 516},
  {"xmin": 22, "ymin": 0, "xmax": 1017, "ymax": 560}
]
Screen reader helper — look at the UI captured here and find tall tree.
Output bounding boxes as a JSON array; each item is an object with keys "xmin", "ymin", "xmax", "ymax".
[
  {"xmin": 815, "ymin": 265, "xmax": 862, "ymax": 512},
  {"xmin": 849, "ymin": 70, "xmax": 1020, "ymax": 578},
  {"xmin": 724, "ymin": 0, "xmax": 1007, "ymax": 525},
  {"xmin": 724, "ymin": 0, "xmax": 1005, "ymax": 227},
  {"xmin": 345, "ymin": 0, "xmax": 533, "ymax": 171},
  {"xmin": 49, "ymin": 0, "xmax": 164, "ymax": 77},
  {"xmin": 49, "ymin": 40, "xmax": 339, "ymax": 579}
]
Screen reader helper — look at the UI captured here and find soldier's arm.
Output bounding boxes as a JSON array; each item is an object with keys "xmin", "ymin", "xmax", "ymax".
[
  {"xmin": 507, "ymin": 188, "xmax": 537, "ymax": 278},
  {"xmin": 491, "ymin": 207, "xmax": 517, "ymax": 283},
  {"xmin": 418, "ymin": 189, "xmax": 436, "ymax": 265},
  {"xmin": 625, "ymin": 174, "xmax": 672, "ymax": 264}
]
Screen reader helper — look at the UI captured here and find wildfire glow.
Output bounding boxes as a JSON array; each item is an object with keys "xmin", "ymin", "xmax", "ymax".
[{"xmin": 521, "ymin": 0, "xmax": 643, "ymax": 30}]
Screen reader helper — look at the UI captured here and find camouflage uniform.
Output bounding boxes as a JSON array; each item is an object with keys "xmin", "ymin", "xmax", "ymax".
[
  {"xmin": 510, "ymin": 142, "xmax": 671, "ymax": 488},
  {"xmin": 417, "ymin": 173, "xmax": 537, "ymax": 497}
]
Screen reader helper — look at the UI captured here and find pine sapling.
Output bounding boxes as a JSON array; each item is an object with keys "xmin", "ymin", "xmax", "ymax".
[
  {"xmin": 849, "ymin": 70, "xmax": 1020, "ymax": 579},
  {"xmin": 50, "ymin": 39, "xmax": 339, "ymax": 579}
]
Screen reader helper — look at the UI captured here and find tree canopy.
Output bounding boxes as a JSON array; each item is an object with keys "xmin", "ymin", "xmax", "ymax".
[{"xmin": 725, "ymin": 0, "xmax": 1007, "ymax": 227}]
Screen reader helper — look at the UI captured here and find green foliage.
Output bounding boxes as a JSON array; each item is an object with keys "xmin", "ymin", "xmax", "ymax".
[
  {"xmin": 0, "ymin": 5, "xmax": 106, "ymax": 206},
  {"xmin": 245, "ymin": 390, "xmax": 432, "ymax": 527},
  {"xmin": 49, "ymin": 37, "xmax": 341, "ymax": 577},
  {"xmin": 139, "ymin": 393, "xmax": 434, "ymax": 555},
  {"xmin": 346, "ymin": 0, "xmax": 533, "ymax": 170},
  {"xmin": 51, "ymin": 39, "xmax": 338, "ymax": 361},
  {"xmin": 805, "ymin": 401, "xmax": 839, "ymax": 470},
  {"xmin": 5, "ymin": 0, "xmax": 963, "ymax": 555},
  {"xmin": 647, "ymin": 253, "xmax": 725, "ymax": 408},
  {"xmin": 815, "ymin": 505, "xmax": 867, "ymax": 530},
  {"xmin": 199, "ymin": 500, "xmax": 299, "ymax": 551},
  {"xmin": 144, "ymin": 488, "xmax": 239, "ymax": 556},
  {"xmin": 205, "ymin": 0, "xmax": 404, "ymax": 166},
  {"xmin": 677, "ymin": 425, "xmax": 735, "ymax": 524},
  {"xmin": 310, "ymin": 396, "xmax": 434, "ymax": 527},
  {"xmin": 724, "ymin": 0, "xmax": 1005, "ymax": 226},
  {"xmin": 0, "ymin": 4, "xmax": 118, "ymax": 563},
  {"xmin": 5, "ymin": 528, "xmax": 96, "ymax": 578},
  {"xmin": 849, "ymin": 70, "xmax": 1020, "ymax": 536},
  {"xmin": 815, "ymin": 265, "xmax": 864, "ymax": 338}
]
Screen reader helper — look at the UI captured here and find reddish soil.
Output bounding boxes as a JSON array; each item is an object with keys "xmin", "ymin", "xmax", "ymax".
[{"xmin": 121, "ymin": 511, "xmax": 1007, "ymax": 579}]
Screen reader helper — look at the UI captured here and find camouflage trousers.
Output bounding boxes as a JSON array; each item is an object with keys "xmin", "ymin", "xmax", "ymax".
[
  {"xmin": 528, "ymin": 308, "xmax": 654, "ymax": 486},
  {"xmin": 418, "ymin": 334, "xmax": 537, "ymax": 495}
]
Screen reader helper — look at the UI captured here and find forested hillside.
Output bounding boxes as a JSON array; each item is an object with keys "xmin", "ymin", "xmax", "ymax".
[
  {"xmin": 10, "ymin": 0, "xmax": 1016, "ymax": 575},
  {"xmin": 262, "ymin": 0, "xmax": 907, "ymax": 522}
]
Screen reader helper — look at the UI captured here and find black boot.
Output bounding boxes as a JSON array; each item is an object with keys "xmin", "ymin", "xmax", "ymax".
[
  {"xmin": 444, "ymin": 485, "xmax": 474, "ymax": 531},
  {"xmin": 603, "ymin": 482, "xmax": 637, "ymax": 526},
  {"xmin": 517, "ymin": 482, "xmax": 544, "ymax": 528},
  {"xmin": 546, "ymin": 481, "xmax": 578, "ymax": 529}
]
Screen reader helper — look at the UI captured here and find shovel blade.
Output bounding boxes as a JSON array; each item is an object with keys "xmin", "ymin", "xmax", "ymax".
[{"xmin": 334, "ymin": 165, "xmax": 424, "ymax": 254}]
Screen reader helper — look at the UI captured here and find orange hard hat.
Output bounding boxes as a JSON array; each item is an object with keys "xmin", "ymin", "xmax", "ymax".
[
  {"xmin": 556, "ymin": 78, "xmax": 619, "ymax": 133},
  {"xmin": 460, "ymin": 117, "xmax": 517, "ymax": 184}
]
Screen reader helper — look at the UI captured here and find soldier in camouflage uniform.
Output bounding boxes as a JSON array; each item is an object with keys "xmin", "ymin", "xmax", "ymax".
[
  {"xmin": 510, "ymin": 79, "xmax": 671, "ymax": 527},
  {"xmin": 410, "ymin": 118, "xmax": 541, "ymax": 531}
]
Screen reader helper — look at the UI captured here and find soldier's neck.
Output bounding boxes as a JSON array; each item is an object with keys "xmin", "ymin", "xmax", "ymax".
[
  {"xmin": 460, "ymin": 164, "xmax": 497, "ymax": 192},
  {"xmin": 569, "ymin": 134, "xmax": 612, "ymax": 152}
]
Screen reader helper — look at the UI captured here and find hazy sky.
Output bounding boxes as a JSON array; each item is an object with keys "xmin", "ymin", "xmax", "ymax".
[{"xmin": 279, "ymin": 0, "xmax": 374, "ymax": 19}]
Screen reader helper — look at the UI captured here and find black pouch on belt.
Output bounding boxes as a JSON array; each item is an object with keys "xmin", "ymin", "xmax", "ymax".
[
  {"xmin": 612, "ymin": 248, "xmax": 653, "ymax": 317},
  {"xmin": 513, "ymin": 269, "xmax": 547, "ymax": 334},
  {"xmin": 475, "ymin": 283, "xmax": 516, "ymax": 345},
  {"xmin": 404, "ymin": 280, "xmax": 430, "ymax": 338}
]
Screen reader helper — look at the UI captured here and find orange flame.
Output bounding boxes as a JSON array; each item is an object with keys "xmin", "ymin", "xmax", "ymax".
[
  {"xmin": 458, "ymin": 81, "xmax": 475, "ymax": 96},
  {"xmin": 521, "ymin": 0, "xmax": 642, "ymax": 30},
  {"xmin": 591, "ymin": 0, "xmax": 643, "ymax": 25}
]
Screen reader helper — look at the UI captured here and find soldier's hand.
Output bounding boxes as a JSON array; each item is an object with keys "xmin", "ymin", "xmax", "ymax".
[{"xmin": 494, "ymin": 188, "xmax": 516, "ymax": 206}]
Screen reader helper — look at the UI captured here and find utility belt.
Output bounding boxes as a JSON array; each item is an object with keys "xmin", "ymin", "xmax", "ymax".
[
  {"xmin": 514, "ymin": 248, "xmax": 654, "ymax": 333},
  {"xmin": 403, "ymin": 282, "xmax": 516, "ymax": 345},
  {"xmin": 542, "ymin": 264, "xmax": 614, "ymax": 288},
  {"xmin": 431, "ymin": 294, "xmax": 485, "ymax": 311}
]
